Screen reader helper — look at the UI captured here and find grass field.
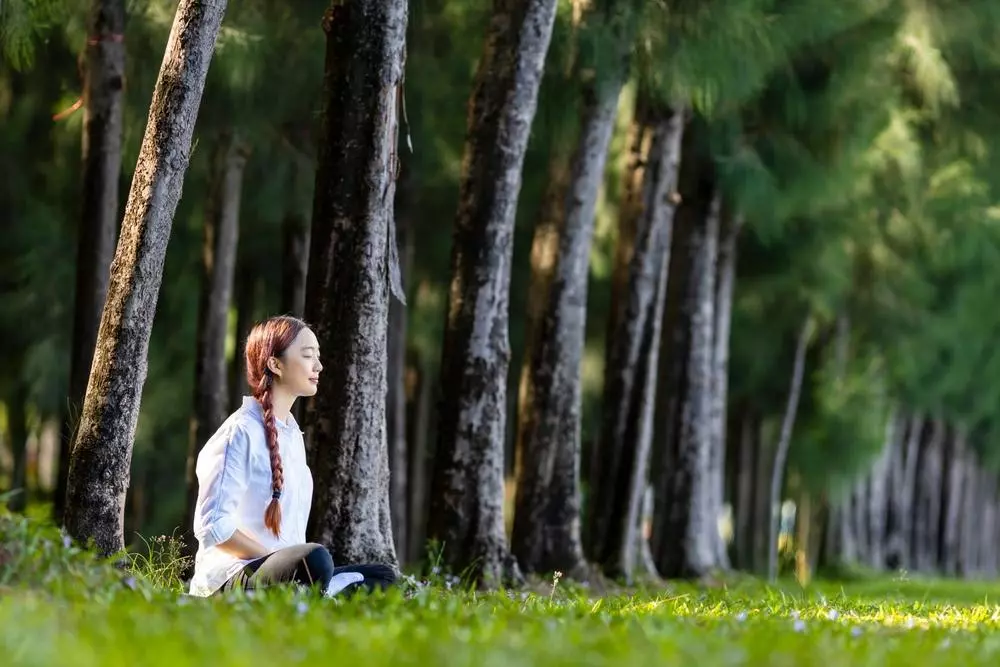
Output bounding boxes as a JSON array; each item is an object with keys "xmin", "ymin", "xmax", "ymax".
[{"xmin": 3, "ymin": 510, "xmax": 998, "ymax": 666}]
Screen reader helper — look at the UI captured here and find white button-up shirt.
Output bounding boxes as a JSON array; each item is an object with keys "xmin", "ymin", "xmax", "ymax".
[{"xmin": 189, "ymin": 396, "xmax": 314, "ymax": 596}]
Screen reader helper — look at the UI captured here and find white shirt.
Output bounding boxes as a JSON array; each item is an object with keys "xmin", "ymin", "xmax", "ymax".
[{"xmin": 188, "ymin": 396, "xmax": 314, "ymax": 596}]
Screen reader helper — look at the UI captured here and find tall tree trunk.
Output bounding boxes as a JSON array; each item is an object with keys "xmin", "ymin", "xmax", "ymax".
[
  {"xmin": 913, "ymin": 416, "xmax": 945, "ymax": 572},
  {"xmin": 183, "ymin": 129, "xmax": 247, "ymax": 552},
  {"xmin": 228, "ymin": 260, "xmax": 256, "ymax": 412},
  {"xmin": 511, "ymin": 35, "xmax": 628, "ymax": 578},
  {"xmin": 63, "ymin": 0, "xmax": 228, "ymax": 556},
  {"xmin": 303, "ymin": 0, "xmax": 408, "ymax": 569},
  {"xmin": 865, "ymin": 413, "xmax": 895, "ymax": 570},
  {"xmin": 730, "ymin": 406, "xmax": 756, "ymax": 570},
  {"xmin": 55, "ymin": 0, "xmax": 126, "ymax": 524},
  {"xmin": 584, "ymin": 104, "xmax": 685, "ymax": 581},
  {"xmin": 387, "ymin": 174, "xmax": 413, "ymax": 563},
  {"xmin": 707, "ymin": 210, "xmax": 742, "ymax": 571},
  {"xmin": 959, "ymin": 457, "xmax": 979, "ymax": 577},
  {"xmin": 406, "ymin": 353, "xmax": 434, "ymax": 564},
  {"xmin": 647, "ymin": 117, "xmax": 720, "ymax": 579},
  {"xmin": 766, "ymin": 315, "xmax": 813, "ymax": 583},
  {"xmin": 426, "ymin": 0, "xmax": 558, "ymax": 589}
]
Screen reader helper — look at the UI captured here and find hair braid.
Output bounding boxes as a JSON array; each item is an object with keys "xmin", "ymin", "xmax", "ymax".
[{"xmin": 258, "ymin": 372, "xmax": 284, "ymax": 538}]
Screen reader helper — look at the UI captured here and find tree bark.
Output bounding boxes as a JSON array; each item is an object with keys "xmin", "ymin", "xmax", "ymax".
[
  {"xmin": 55, "ymin": 0, "xmax": 126, "ymax": 524},
  {"xmin": 913, "ymin": 416, "xmax": 945, "ymax": 572},
  {"xmin": 940, "ymin": 426, "xmax": 965, "ymax": 576},
  {"xmin": 426, "ymin": 0, "xmax": 558, "ymax": 589},
  {"xmin": 584, "ymin": 104, "xmax": 685, "ymax": 581},
  {"xmin": 707, "ymin": 210, "xmax": 741, "ymax": 571},
  {"xmin": 387, "ymin": 174, "xmax": 413, "ymax": 563},
  {"xmin": 63, "ymin": 0, "xmax": 228, "ymax": 556},
  {"xmin": 511, "ymin": 46, "xmax": 627, "ymax": 578},
  {"xmin": 303, "ymin": 0, "xmax": 408, "ymax": 569},
  {"xmin": 183, "ymin": 129, "xmax": 248, "ymax": 553},
  {"xmin": 766, "ymin": 315, "xmax": 813, "ymax": 582},
  {"xmin": 865, "ymin": 413, "xmax": 894, "ymax": 570}
]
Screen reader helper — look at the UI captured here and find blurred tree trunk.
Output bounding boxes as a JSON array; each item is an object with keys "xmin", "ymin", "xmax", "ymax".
[
  {"xmin": 707, "ymin": 210, "xmax": 742, "ymax": 570},
  {"xmin": 303, "ymin": 0, "xmax": 408, "ymax": 568},
  {"xmin": 281, "ymin": 152, "xmax": 310, "ymax": 318},
  {"xmin": 6, "ymin": 377, "xmax": 29, "ymax": 512},
  {"xmin": 183, "ymin": 129, "xmax": 248, "ymax": 553},
  {"xmin": 55, "ymin": 0, "xmax": 126, "ymax": 524},
  {"xmin": 387, "ymin": 170, "xmax": 413, "ymax": 563},
  {"xmin": 648, "ymin": 120, "xmax": 721, "ymax": 580},
  {"xmin": 511, "ymin": 0, "xmax": 634, "ymax": 581},
  {"xmin": 406, "ymin": 351, "xmax": 434, "ymax": 564},
  {"xmin": 914, "ymin": 416, "xmax": 946, "ymax": 573},
  {"xmin": 63, "ymin": 0, "xmax": 228, "ymax": 556},
  {"xmin": 426, "ymin": 0, "xmax": 557, "ymax": 589},
  {"xmin": 585, "ymin": 102, "xmax": 685, "ymax": 581},
  {"xmin": 765, "ymin": 316, "xmax": 813, "ymax": 582},
  {"xmin": 228, "ymin": 260, "xmax": 256, "ymax": 411},
  {"xmin": 940, "ymin": 427, "xmax": 965, "ymax": 575},
  {"xmin": 729, "ymin": 406, "xmax": 757, "ymax": 570}
]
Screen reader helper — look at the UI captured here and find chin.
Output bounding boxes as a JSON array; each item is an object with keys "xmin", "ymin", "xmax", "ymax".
[{"xmin": 302, "ymin": 383, "xmax": 319, "ymax": 397}]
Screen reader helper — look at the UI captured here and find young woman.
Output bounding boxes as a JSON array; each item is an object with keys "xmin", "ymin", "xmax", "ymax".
[{"xmin": 188, "ymin": 315, "xmax": 395, "ymax": 597}]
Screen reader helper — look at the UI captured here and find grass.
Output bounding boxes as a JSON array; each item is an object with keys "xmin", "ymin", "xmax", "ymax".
[{"xmin": 3, "ymin": 509, "xmax": 1000, "ymax": 666}]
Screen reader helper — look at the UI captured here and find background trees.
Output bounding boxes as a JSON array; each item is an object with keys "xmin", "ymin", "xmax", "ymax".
[{"xmin": 5, "ymin": 0, "xmax": 1000, "ymax": 586}]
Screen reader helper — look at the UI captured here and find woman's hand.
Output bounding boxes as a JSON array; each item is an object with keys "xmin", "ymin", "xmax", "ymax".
[{"xmin": 216, "ymin": 529, "xmax": 270, "ymax": 560}]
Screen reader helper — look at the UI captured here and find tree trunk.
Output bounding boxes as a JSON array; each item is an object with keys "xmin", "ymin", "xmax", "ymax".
[
  {"xmin": 511, "ymin": 44, "xmax": 626, "ymax": 578},
  {"xmin": 766, "ymin": 315, "xmax": 813, "ymax": 582},
  {"xmin": 959, "ymin": 457, "xmax": 979, "ymax": 577},
  {"xmin": 406, "ymin": 353, "xmax": 434, "ymax": 564},
  {"xmin": 303, "ymin": 0, "xmax": 408, "ymax": 569},
  {"xmin": 6, "ymin": 379, "xmax": 29, "ymax": 512},
  {"xmin": 183, "ymin": 129, "xmax": 248, "ymax": 552},
  {"xmin": 280, "ymin": 158, "xmax": 310, "ymax": 318},
  {"xmin": 387, "ymin": 176, "xmax": 413, "ymax": 563},
  {"xmin": 426, "ymin": 0, "xmax": 558, "ymax": 589},
  {"xmin": 55, "ymin": 0, "xmax": 126, "ymax": 524},
  {"xmin": 584, "ymin": 104, "xmax": 685, "ymax": 581},
  {"xmin": 730, "ymin": 406, "xmax": 756, "ymax": 570},
  {"xmin": 63, "ymin": 0, "xmax": 228, "ymax": 556},
  {"xmin": 865, "ymin": 414, "xmax": 894, "ymax": 570},
  {"xmin": 707, "ymin": 210, "xmax": 742, "ymax": 571},
  {"xmin": 914, "ymin": 416, "xmax": 945, "ymax": 572},
  {"xmin": 647, "ymin": 116, "xmax": 721, "ymax": 580},
  {"xmin": 940, "ymin": 427, "xmax": 965, "ymax": 576},
  {"xmin": 228, "ymin": 260, "xmax": 256, "ymax": 411}
]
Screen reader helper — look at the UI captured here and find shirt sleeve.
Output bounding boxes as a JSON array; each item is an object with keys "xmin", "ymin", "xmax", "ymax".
[{"xmin": 193, "ymin": 423, "xmax": 251, "ymax": 548}]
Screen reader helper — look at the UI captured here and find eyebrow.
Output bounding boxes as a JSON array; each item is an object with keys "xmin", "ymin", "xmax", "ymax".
[{"xmin": 302, "ymin": 346, "xmax": 320, "ymax": 353}]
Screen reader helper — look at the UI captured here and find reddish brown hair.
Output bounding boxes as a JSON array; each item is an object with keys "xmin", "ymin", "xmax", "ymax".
[{"xmin": 244, "ymin": 315, "xmax": 308, "ymax": 538}]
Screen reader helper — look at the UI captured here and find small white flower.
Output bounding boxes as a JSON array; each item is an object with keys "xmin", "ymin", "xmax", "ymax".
[
  {"xmin": 851, "ymin": 626, "xmax": 863, "ymax": 638},
  {"xmin": 793, "ymin": 619, "xmax": 806, "ymax": 633},
  {"xmin": 296, "ymin": 600, "xmax": 309, "ymax": 615},
  {"xmin": 827, "ymin": 609, "xmax": 839, "ymax": 621},
  {"xmin": 735, "ymin": 611, "xmax": 748, "ymax": 622}
]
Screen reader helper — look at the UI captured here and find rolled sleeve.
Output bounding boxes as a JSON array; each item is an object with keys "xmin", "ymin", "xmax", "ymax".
[{"xmin": 193, "ymin": 424, "xmax": 251, "ymax": 549}]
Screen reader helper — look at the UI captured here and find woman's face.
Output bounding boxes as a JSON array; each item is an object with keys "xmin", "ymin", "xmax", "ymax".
[{"xmin": 271, "ymin": 327, "xmax": 323, "ymax": 397}]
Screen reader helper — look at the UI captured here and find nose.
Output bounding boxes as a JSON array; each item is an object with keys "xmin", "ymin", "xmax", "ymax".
[{"xmin": 316, "ymin": 359, "xmax": 323, "ymax": 372}]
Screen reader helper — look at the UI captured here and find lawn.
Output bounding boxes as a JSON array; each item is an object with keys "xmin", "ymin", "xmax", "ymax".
[{"xmin": 3, "ymin": 511, "xmax": 998, "ymax": 666}]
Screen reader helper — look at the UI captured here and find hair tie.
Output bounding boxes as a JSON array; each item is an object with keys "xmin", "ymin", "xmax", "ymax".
[{"xmin": 271, "ymin": 489, "xmax": 281, "ymax": 500}]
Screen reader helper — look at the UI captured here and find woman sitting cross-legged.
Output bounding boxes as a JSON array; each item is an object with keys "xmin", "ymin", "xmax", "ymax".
[{"xmin": 188, "ymin": 315, "xmax": 396, "ymax": 598}]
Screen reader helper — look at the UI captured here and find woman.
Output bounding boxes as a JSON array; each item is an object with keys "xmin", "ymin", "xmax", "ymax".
[{"xmin": 188, "ymin": 315, "xmax": 395, "ymax": 597}]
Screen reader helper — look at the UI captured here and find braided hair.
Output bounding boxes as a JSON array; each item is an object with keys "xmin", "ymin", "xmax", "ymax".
[{"xmin": 243, "ymin": 315, "xmax": 307, "ymax": 538}]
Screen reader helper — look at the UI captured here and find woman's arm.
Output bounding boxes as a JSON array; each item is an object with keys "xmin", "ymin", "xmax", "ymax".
[{"xmin": 216, "ymin": 529, "xmax": 270, "ymax": 560}]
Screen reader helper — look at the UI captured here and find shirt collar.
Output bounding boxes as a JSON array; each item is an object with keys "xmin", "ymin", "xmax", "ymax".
[{"xmin": 241, "ymin": 395, "xmax": 298, "ymax": 432}]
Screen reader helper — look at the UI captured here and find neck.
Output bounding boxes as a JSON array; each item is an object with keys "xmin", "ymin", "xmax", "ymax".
[{"xmin": 267, "ymin": 387, "xmax": 296, "ymax": 424}]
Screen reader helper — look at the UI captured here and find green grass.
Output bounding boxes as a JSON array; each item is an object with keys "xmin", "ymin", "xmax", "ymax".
[{"xmin": 3, "ymin": 509, "xmax": 1000, "ymax": 666}]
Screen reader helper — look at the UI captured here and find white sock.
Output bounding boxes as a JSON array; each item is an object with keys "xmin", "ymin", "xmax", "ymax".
[{"xmin": 324, "ymin": 571, "xmax": 364, "ymax": 597}]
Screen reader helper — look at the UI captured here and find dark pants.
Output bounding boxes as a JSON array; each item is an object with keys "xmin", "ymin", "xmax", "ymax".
[{"xmin": 219, "ymin": 542, "xmax": 397, "ymax": 595}]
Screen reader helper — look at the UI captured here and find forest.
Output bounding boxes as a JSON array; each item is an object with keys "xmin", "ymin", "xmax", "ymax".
[{"xmin": 5, "ymin": 0, "xmax": 1000, "ymax": 616}]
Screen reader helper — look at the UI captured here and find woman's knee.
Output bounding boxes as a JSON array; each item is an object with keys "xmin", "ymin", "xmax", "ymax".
[{"xmin": 301, "ymin": 543, "xmax": 334, "ymax": 587}]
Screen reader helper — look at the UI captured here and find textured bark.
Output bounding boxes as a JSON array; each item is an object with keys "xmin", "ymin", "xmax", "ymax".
[
  {"xmin": 885, "ymin": 412, "xmax": 922, "ymax": 568},
  {"xmin": 63, "ymin": 0, "xmax": 228, "ymax": 556},
  {"xmin": 303, "ymin": 0, "xmax": 408, "ymax": 569},
  {"xmin": 647, "ymin": 117, "xmax": 721, "ymax": 579},
  {"xmin": 387, "ymin": 181, "xmax": 413, "ymax": 562},
  {"xmin": 426, "ymin": 0, "xmax": 557, "ymax": 589},
  {"xmin": 55, "ymin": 0, "xmax": 126, "ymax": 524},
  {"xmin": 865, "ymin": 413, "xmax": 895, "ymax": 570},
  {"xmin": 183, "ymin": 130, "xmax": 248, "ymax": 552},
  {"xmin": 707, "ymin": 210, "xmax": 741, "ymax": 571},
  {"xmin": 511, "ymin": 51, "xmax": 626, "ymax": 578},
  {"xmin": 766, "ymin": 316, "xmax": 812, "ymax": 582},
  {"xmin": 585, "ymin": 105, "xmax": 685, "ymax": 580}
]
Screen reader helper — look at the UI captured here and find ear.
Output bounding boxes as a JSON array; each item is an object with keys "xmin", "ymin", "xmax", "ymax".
[{"xmin": 267, "ymin": 356, "xmax": 283, "ymax": 378}]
